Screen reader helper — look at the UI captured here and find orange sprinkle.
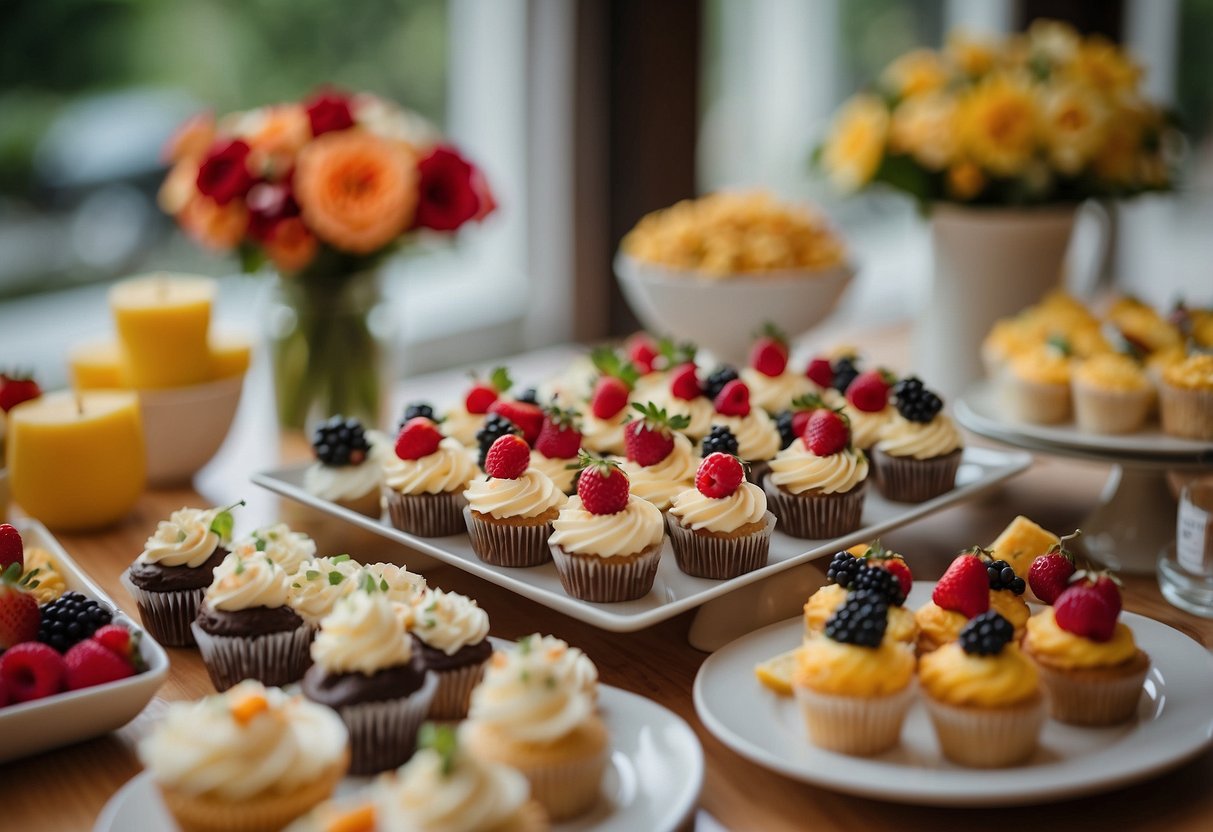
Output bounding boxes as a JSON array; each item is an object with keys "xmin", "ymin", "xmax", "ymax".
[
  {"xmin": 230, "ymin": 693, "xmax": 270, "ymax": 725},
  {"xmin": 325, "ymin": 804, "xmax": 376, "ymax": 832}
]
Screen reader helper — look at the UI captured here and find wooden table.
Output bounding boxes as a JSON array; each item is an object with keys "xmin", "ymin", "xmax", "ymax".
[{"xmin": 7, "ymin": 337, "xmax": 1213, "ymax": 832}]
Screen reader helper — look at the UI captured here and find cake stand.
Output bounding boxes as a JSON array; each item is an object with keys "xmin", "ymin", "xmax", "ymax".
[{"xmin": 956, "ymin": 382, "xmax": 1213, "ymax": 574}]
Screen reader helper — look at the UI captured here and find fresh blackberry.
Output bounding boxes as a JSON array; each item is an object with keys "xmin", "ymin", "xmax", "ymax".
[
  {"xmin": 825, "ymin": 551, "xmax": 861, "ymax": 588},
  {"xmin": 37, "ymin": 591, "xmax": 112, "ymax": 653},
  {"xmin": 703, "ymin": 366, "xmax": 739, "ymax": 401},
  {"xmin": 830, "ymin": 356, "xmax": 860, "ymax": 393},
  {"xmin": 985, "ymin": 558, "xmax": 1026, "ymax": 595},
  {"xmin": 852, "ymin": 563, "xmax": 906, "ymax": 606},
  {"xmin": 774, "ymin": 410, "xmax": 797, "ymax": 449},
  {"xmin": 891, "ymin": 376, "xmax": 943, "ymax": 423},
  {"xmin": 824, "ymin": 590, "xmax": 888, "ymax": 648},
  {"xmin": 400, "ymin": 401, "xmax": 436, "ymax": 427},
  {"xmin": 312, "ymin": 416, "xmax": 372, "ymax": 466},
  {"xmin": 516, "ymin": 387, "xmax": 539, "ymax": 405},
  {"xmin": 959, "ymin": 610, "xmax": 1014, "ymax": 656},
  {"xmin": 476, "ymin": 413, "xmax": 521, "ymax": 468},
  {"xmin": 701, "ymin": 425, "xmax": 740, "ymax": 457}
]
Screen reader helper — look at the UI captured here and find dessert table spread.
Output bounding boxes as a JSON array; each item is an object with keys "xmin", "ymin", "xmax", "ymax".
[{"xmin": 6, "ymin": 326, "xmax": 1213, "ymax": 832}]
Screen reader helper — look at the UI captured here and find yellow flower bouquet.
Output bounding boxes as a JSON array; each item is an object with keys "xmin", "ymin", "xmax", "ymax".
[{"xmin": 816, "ymin": 21, "xmax": 1180, "ymax": 207}]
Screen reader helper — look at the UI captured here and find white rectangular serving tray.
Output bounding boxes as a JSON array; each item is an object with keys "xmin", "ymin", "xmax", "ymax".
[{"xmin": 253, "ymin": 446, "xmax": 1030, "ymax": 632}]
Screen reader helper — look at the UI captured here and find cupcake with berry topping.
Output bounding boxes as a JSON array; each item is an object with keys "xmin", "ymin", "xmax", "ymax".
[
  {"xmin": 1071, "ymin": 353, "xmax": 1154, "ymax": 435},
  {"xmin": 805, "ymin": 545, "xmax": 917, "ymax": 645},
  {"xmin": 529, "ymin": 403, "xmax": 583, "ymax": 494},
  {"xmin": 915, "ymin": 550, "xmax": 991, "ymax": 654},
  {"xmin": 231, "ymin": 524, "xmax": 316, "ymax": 575},
  {"xmin": 982, "ymin": 552, "xmax": 1031, "ymax": 638},
  {"xmin": 740, "ymin": 324, "xmax": 814, "ymax": 414},
  {"xmin": 580, "ymin": 349, "xmax": 640, "ymax": 455},
  {"xmin": 705, "ymin": 377, "xmax": 781, "ymax": 483},
  {"xmin": 1023, "ymin": 572, "xmax": 1150, "ymax": 725},
  {"xmin": 805, "ymin": 352, "xmax": 862, "ymax": 399},
  {"xmin": 1000, "ymin": 342, "xmax": 1073, "ymax": 425},
  {"xmin": 383, "ymin": 417, "xmax": 477, "ymax": 537},
  {"xmin": 474, "ymin": 412, "xmax": 523, "ymax": 471},
  {"xmin": 793, "ymin": 590, "xmax": 916, "ymax": 756},
  {"xmin": 1158, "ymin": 354, "xmax": 1213, "ymax": 440},
  {"xmin": 773, "ymin": 394, "xmax": 826, "ymax": 453},
  {"xmin": 548, "ymin": 452, "xmax": 665, "ymax": 602},
  {"xmin": 919, "ymin": 611, "xmax": 1044, "ymax": 768},
  {"xmin": 122, "ymin": 503, "xmax": 240, "ymax": 647},
  {"xmin": 363, "ymin": 561, "xmax": 427, "ymax": 608},
  {"xmin": 301, "ymin": 416, "xmax": 385, "ymax": 519},
  {"xmin": 463, "ymin": 434, "xmax": 567, "ymax": 568},
  {"xmin": 409, "ymin": 588, "xmax": 492, "ymax": 719},
  {"xmin": 192, "ymin": 552, "xmax": 314, "ymax": 691},
  {"xmin": 871, "ymin": 377, "xmax": 962, "ymax": 503},
  {"xmin": 624, "ymin": 332, "xmax": 666, "ymax": 403},
  {"xmin": 657, "ymin": 360, "xmax": 717, "ymax": 441},
  {"xmin": 619, "ymin": 402, "xmax": 696, "ymax": 511},
  {"xmin": 302, "ymin": 583, "xmax": 437, "ymax": 774},
  {"xmin": 287, "ymin": 555, "xmax": 362, "ymax": 626},
  {"xmin": 442, "ymin": 367, "xmax": 513, "ymax": 447},
  {"xmin": 764, "ymin": 407, "xmax": 868, "ymax": 538},
  {"xmin": 839, "ymin": 369, "xmax": 896, "ymax": 451},
  {"xmin": 463, "ymin": 634, "xmax": 609, "ymax": 820},
  {"xmin": 666, "ymin": 452, "xmax": 775, "ymax": 579}
]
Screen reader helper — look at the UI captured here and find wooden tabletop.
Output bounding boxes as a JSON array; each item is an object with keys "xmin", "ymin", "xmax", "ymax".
[{"xmin": 6, "ymin": 335, "xmax": 1213, "ymax": 832}]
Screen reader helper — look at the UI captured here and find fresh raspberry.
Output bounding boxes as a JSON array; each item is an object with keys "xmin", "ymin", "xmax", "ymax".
[
  {"xmin": 0, "ymin": 371, "xmax": 41, "ymax": 413},
  {"xmin": 0, "ymin": 524, "xmax": 22, "ymax": 572},
  {"xmin": 627, "ymin": 333, "xmax": 659, "ymax": 375},
  {"xmin": 64, "ymin": 639, "xmax": 135, "ymax": 691},
  {"xmin": 0, "ymin": 642, "xmax": 66, "ymax": 703},
  {"xmin": 713, "ymin": 379, "xmax": 751, "ymax": 417},
  {"xmin": 695, "ymin": 453, "xmax": 744, "ymax": 498},
  {"xmin": 749, "ymin": 326, "xmax": 789, "ymax": 377},
  {"xmin": 591, "ymin": 376, "xmax": 630, "ymax": 420},
  {"xmin": 484, "ymin": 434, "xmax": 531, "ymax": 479},
  {"xmin": 1053, "ymin": 583, "xmax": 1118, "ymax": 642},
  {"xmin": 805, "ymin": 357, "xmax": 833, "ymax": 388},
  {"xmin": 845, "ymin": 369, "xmax": 893, "ymax": 413},
  {"xmin": 668, "ymin": 363, "xmax": 702, "ymax": 401},
  {"xmin": 535, "ymin": 406, "xmax": 582, "ymax": 460},
  {"xmin": 624, "ymin": 402, "xmax": 690, "ymax": 466},
  {"xmin": 0, "ymin": 563, "xmax": 39, "ymax": 650},
  {"xmin": 394, "ymin": 417, "xmax": 444, "ymax": 461},
  {"xmin": 488, "ymin": 399, "xmax": 544, "ymax": 444},
  {"xmin": 804, "ymin": 409, "xmax": 850, "ymax": 456},
  {"xmin": 465, "ymin": 367, "xmax": 512, "ymax": 414},
  {"xmin": 931, "ymin": 554, "xmax": 991, "ymax": 618},
  {"xmin": 576, "ymin": 453, "xmax": 630, "ymax": 515}
]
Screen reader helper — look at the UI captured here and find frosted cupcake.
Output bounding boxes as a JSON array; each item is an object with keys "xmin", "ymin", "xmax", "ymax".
[
  {"xmin": 1071, "ymin": 354, "xmax": 1153, "ymax": 435},
  {"xmin": 529, "ymin": 404, "xmax": 583, "ymax": 494},
  {"xmin": 619, "ymin": 402, "xmax": 696, "ymax": 511},
  {"xmin": 872, "ymin": 377, "xmax": 962, "ymax": 503},
  {"xmin": 442, "ymin": 367, "xmax": 513, "ymax": 446},
  {"xmin": 653, "ymin": 362, "xmax": 717, "ymax": 441},
  {"xmin": 706, "ymin": 380, "xmax": 781, "ymax": 482},
  {"xmin": 383, "ymin": 418, "xmax": 477, "ymax": 537},
  {"xmin": 231, "ymin": 524, "xmax": 316, "ymax": 575},
  {"xmin": 1158, "ymin": 354, "xmax": 1213, "ymax": 440},
  {"xmin": 915, "ymin": 551, "xmax": 991, "ymax": 654},
  {"xmin": 740, "ymin": 325, "xmax": 813, "ymax": 413},
  {"xmin": 838, "ymin": 370, "xmax": 895, "ymax": 451},
  {"xmin": 804, "ymin": 546, "xmax": 918, "ymax": 646},
  {"xmin": 764, "ymin": 408, "xmax": 868, "ymax": 538},
  {"xmin": 580, "ymin": 349, "xmax": 639, "ymax": 456},
  {"xmin": 667, "ymin": 453, "xmax": 774, "ymax": 579},
  {"xmin": 362, "ymin": 561, "xmax": 427, "ymax": 608},
  {"xmin": 301, "ymin": 417, "xmax": 385, "ymax": 518},
  {"xmin": 287, "ymin": 555, "xmax": 362, "ymax": 625},
  {"xmin": 463, "ymin": 634, "xmax": 609, "ymax": 821},
  {"xmin": 410, "ymin": 588, "xmax": 493, "ymax": 719},
  {"xmin": 139, "ymin": 680, "xmax": 348, "ymax": 832},
  {"xmin": 1001, "ymin": 343, "xmax": 1073, "ymax": 424}
]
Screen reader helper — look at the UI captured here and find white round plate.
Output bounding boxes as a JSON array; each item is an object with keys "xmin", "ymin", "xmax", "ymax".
[
  {"xmin": 694, "ymin": 582, "xmax": 1213, "ymax": 807},
  {"xmin": 94, "ymin": 683, "xmax": 703, "ymax": 832}
]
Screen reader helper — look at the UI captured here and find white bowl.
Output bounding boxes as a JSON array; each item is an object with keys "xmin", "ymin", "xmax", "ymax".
[
  {"xmin": 614, "ymin": 253, "xmax": 854, "ymax": 364},
  {"xmin": 139, "ymin": 375, "xmax": 243, "ymax": 486}
]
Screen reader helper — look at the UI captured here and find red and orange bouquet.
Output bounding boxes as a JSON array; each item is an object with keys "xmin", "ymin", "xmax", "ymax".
[{"xmin": 159, "ymin": 89, "xmax": 495, "ymax": 274}]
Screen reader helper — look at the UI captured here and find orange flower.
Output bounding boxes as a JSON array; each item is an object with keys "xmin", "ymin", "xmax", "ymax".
[
  {"xmin": 163, "ymin": 112, "xmax": 216, "ymax": 163},
  {"xmin": 158, "ymin": 160, "xmax": 199, "ymax": 214},
  {"xmin": 294, "ymin": 130, "xmax": 417, "ymax": 253},
  {"xmin": 246, "ymin": 105, "xmax": 311, "ymax": 177},
  {"xmin": 177, "ymin": 196, "xmax": 248, "ymax": 251},
  {"xmin": 266, "ymin": 218, "xmax": 318, "ymax": 272}
]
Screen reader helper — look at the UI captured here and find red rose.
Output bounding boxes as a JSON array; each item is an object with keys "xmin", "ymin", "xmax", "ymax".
[
  {"xmin": 246, "ymin": 180, "xmax": 301, "ymax": 241},
  {"xmin": 305, "ymin": 91, "xmax": 355, "ymax": 136},
  {"xmin": 414, "ymin": 146, "xmax": 484, "ymax": 231},
  {"xmin": 195, "ymin": 139, "xmax": 255, "ymax": 205}
]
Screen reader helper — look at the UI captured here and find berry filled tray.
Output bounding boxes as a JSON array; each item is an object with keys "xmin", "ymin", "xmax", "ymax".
[{"xmin": 253, "ymin": 446, "xmax": 1030, "ymax": 632}]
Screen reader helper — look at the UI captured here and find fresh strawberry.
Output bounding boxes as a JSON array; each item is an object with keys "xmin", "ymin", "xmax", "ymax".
[
  {"xmin": 668, "ymin": 363, "xmax": 702, "ymax": 401},
  {"xmin": 465, "ymin": 367, "xmax": 512, "ymax": 415},
  {"xmin": 1066, "ymin": 569, "xmax": 1123, "ymax": 618},
  {"xmin": 575, "ymin": 451, "xmax": 630, "ymax": 515},
  {"xmin": 0, "ymin": 563, "xmax": 39, "ymax": 650},
  {"xmin": 1053, "ymin": 583, "xmax": 1118, "ymax": 642},
  {"xmin": 749, "ymin": 324, "xmax": 789, "ymax": 377},
  {"xmin": 0, "ymin": 642, "xmax": 65, "ymax": 703},
  {"xmin": 1028, "ymin": 549, "xmax": 1077, "ymax": 605},
  {"xmin": 0, "ymin": 524, "xmax": 23, "ymax": 572},
  {"xmin": 484, "ymin": 434, "xmax": 531, "ymax": 479},
  {"xmin": 804, "ymin": 408, "xmax": 850, "ymax": 456},
  {"xmin": 64, "ymin": 639, "xmax": 134, "ymax": 691},
  {"xmin": 488, "ymin": 399, "xmax": 544, "ymax": 444},
  {"xmin": 805, "ymin": 356, "xmax": 833, "ymax": 388},
  {"xmin": 932, "ymin": 554, "xmax": 991, "ymax": 618},
  {"xmin": 591, "ymin": 376, "xmax": 630, "ymax": 420},
  {"xmin": 624, "ymin": 402, "xmax": 690, "ymax": 466},
  {"xmin": 91, "ymin": 624, "xmax": 147, "ymax": 673},
  {"xmin": 713, "ymin": 379, "xmax": 751, "ymax": 416},
  {"xmin": 0, "ymin": 371, "xmax": 41, "ymax": 413},
  {"xmin": 535, "ymin": 405, "xmax": 582, "ymax": 460},
  {"xmin": 845, "ymin": 369, "xmax": 893, "ymax": 413},
  {"xmin": 394, "ymin": 417, "xmax": 444, "ymax": 461},
  {"xmin": 695, "ymin": 453, "xmax": 744, "ymax": 498},
  {"xmin": 627, "ymin": 333, "xmax": 659, "ymax": 375}
]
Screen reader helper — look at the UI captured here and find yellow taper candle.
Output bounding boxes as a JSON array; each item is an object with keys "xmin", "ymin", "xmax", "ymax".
[
  {"xmin": 8, "ymin": 391, "xmax": 146, "ymax": 530},
  {"xmin": 110, "ymin": 274, "xmax": 215, "ymax": 388}
]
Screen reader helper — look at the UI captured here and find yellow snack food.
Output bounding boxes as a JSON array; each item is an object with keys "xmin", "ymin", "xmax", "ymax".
[
  {"xmin": 1009, "ymin": 344, "xmax": 1071, "ymax": 385},
  {"xmin": 754, "ymin": 648, "xmax": 800, "ymax": 696},
  {"xmin": 22, "ymin": 546, "xmax": 67, "ymax": 604},
  {"xmin": 919, "ymin": 642, "xmax": 1039, "ymax": 707},
  {"xmin": 1163, "ymin": 354, "xmax": 1213, "ymax": 391},
  {"xmin": 1074, "ymin": 354, "xmax": 1150, "ymax": 391},
  {"xmin": 989, "ymin": 516, "xmax": 1060, "ymax": 578},
  {"xmin": 1023, "ymin": 608, "xmax": 1138, "ymax": 670},
  {"xmin": 795, "ymin": 635, "xmax": 915, "ymax": 697}
]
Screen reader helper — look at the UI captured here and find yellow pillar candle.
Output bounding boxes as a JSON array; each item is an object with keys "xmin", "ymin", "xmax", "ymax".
[
  {"xmin": 110, "ymin": 274, "xmax": 216, "ymax": 389},
  {"xmin": 208, "ymin": 331, "xmax": 253, "ymax": 379},
  {"xmin": 8, "ymin": 391, "xmax": 146, "ymax": 531},
  {"xmin": 68, "ymin": 341, "xmax": 130, "ymax": 389}
]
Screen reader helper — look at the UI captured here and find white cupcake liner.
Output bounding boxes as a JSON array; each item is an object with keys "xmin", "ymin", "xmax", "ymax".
[
  {"xmin": 511, "ymin": 743, "xmax": 610, "ymax": 822},
  {"xmin": 870, "ymin": 448, "xmax": 960, "ymax": 504},
  {"xmin": 427, "ymin": 657, "xmax": 490, "ymax": 721},
  {"xmin": 463, "ymin": 506, "xmax": 554, "ymax": 567},
  {"xmin": 1159, "ymin": 385, "xmax": 1213, "ymax": 440},
  {"xmin": 793, "ymin": 682, "xmax": 915, "ymax": 756},
  {"xmin": 1034, "ymin": 656, "xmax": 1150, "ymax": 726},
  {"xmin": 384, "ymin": 488, "xmax": 467, "ymax": 537},
  {"xmin": 762, "ymin": 476, "xmax": 866, "ymax": 539},
  {"xmin": 1071, "ymin": 382, "xmax": 1153, "ymax": 435},
  {"xmin": 190, "ymin": 620, "xmax": 316, "ymax": 692},
  {"xmin": 335, "ymin": 670, "xmax": 438, "ymax": 774},
  {"xmin": 924, "ymin": 695, "xmax": 1044, "ymax": 767},
  {"xmin": 999, "ymin": 375, "xmax": 1071, "ymax": 424},
  {"xmin": 549, "ymin": 540, "xmax": 663, "ymax": 603},
  {"xmin": 120, "ymin": 570, "xmax": 206, "ymax": 648},
  {"xmin": 665, "ymin": 512, "xmax": 775, "ymax": 579}
]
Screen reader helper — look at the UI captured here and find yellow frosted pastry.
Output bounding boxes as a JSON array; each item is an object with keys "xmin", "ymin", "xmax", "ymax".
[
  {"xmin": 803, "ymin": 586, "xmax": 917, "ymax": 645},
  {"xmin": 1002, "ymin": 344, "xmax": 1072, "ymax": 424},
  {"xmin": 1107, "ymin": 297, "xmax": 1182, "ymax": 353},
  {"xmin": 989, "ymin": 515, "xmax": 1059, "ymax": 579},
  {"xmin": 988, "ymin": 590, "xmax": 1030, "ymax": 635},
  {"xmin": 1159, "ymin": 355, "xmax": 1213, "ymax": 440},
  {"xmin": 795, "ymin": 635, "xmax": 914, "ymax": 697},
  {"xmin": 21, "ymin": 546, "xmax": 66, "ymax": 604},
  {"xmin": 1162, "ymin": 354, "xmax": 1213, "ymax": 391},
  {"xmin": 919, "ymin": 641, "xmax": 1038, "ymax": 708},
  {"xmin": 1071, "ymin": 354, "xmax": 1153, "ymax": 434},
  {"xmin": 915, "ymin": 602, "xmax": 969, "ymax": 653},
  {"xmin": 1022, "ymin": 608, "xmax": 1138, "ymax": 670},
  {"xmin": 1074, "ymin": 354, "xmax": 1150, "ymax": 391}
]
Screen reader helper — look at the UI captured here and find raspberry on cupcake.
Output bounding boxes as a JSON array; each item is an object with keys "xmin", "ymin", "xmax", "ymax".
[
  {"xmin": 740, "ymin": 324, "xmax": 813, "ymax": 414},
  {"xmin": 619, "ymin": 402, "xmax": 696, "ymax": 511},
  {"xmin": 706, "ymin": 378, "xmax": 781, "ymax": 482},
  {"xmin": 915, "ymin": 549, "xmax": 991, "ymax": 654},
  {"xmin": 529, "ymin": 403, "xmax": 584, "ymax": 494},
  {"xmin": 441, "ymin": 367, "xmax": 512, "ymax": 446},
  {"xmin": 871, "ymin": 376, "xmax": 962, "ymax": 503},
  {"xmin": 580, "ymin": 348, "xmax": 640, "ymax": 455},
  {"xmin": 838, "ymin": 369, "xmax": 896, "ymax": 451},
  {"xmin": 383, "ymin": 417, "xmax": 477, "ymax": 537},
  {"xmin": 654, "ymin": 361, "xmax": 716, "ymax": 440}
]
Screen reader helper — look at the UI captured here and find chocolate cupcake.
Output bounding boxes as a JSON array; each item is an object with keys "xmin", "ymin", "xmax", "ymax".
[
  {"xmin": 410, "ymin": 588, "xmax": 492, "ymax": 719},
  {"xmin": 121, "ymin": 505, "xmax": 238, "ymax": 647}
]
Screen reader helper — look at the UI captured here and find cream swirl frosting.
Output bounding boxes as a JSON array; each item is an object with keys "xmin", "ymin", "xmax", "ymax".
[
  {"xmin": 303, "ymin": 456, "xmax": 383, "ymax": 502},
  {"xmin": 580, "ymin": 409, "xmax": 629, "ymax": 455},
  {"xmin": 548, "ymin": 495, "xmax": 664, "ymax": 558},
  {"xmin": 377, "ymin": 744, "xmax": 530, "ymax": 832},
  {"xmin": 620, "ymin": 433, "xmax": 699, "ymax": 510},
  {"xmin": 231, "ymin": 524, "xmax": 316, "ymax": 575},
  {"xmin": 439, "ymin": 406, "xmax": 486, "ymax": 447},
  {"xmin": 769, "ymin": 438, "xmax": 868, "ymax": 494},
  {"xmin": 841, "ymin": 404, "xmax": 893, "ymax": 451},
  {"xmin": 464, "ymin": 469, "xmax": 567, "ymax": 520},
  {"xmin": 412, "ymin": 588, "xmax": 490, "ymax": 656},
  {"xmin": 876, "ymin": 413, "xmax": 963, "ymax": 460},
  {"xmin": 287, "ymin": 556, "xmax": 362, "ymax": 622},
  {"xmin": 384, "ymin": 437, "xmax": 477, "ymax": 495},
  {"xmin": 657, "ymin": 392, "xmax": 716, "ymax": 440},
  {"xmin": 709, "ymin": 409, "xmax": 781, "ymax": 462},
  {"xmin": 669, "ymin": 481, "xmax": 767, "ymax": 532},
  {"xmin": 468, "ymin": 636, "xmax": 595, "ymax": 744},
  {"xmin": 528, "ymin": 450, "xmax": 578, "ymax": 493},
  {"xmin": 138, "ymin": 507, "xmax": 223, "ymax": 568},
  {"xmin": 311, "ymin": 590, "xmax": 413, "ymax": 676},
  {"xmin": 740, "ymin": 368, "xmax": 814, "ymax": 413},
  {"xmin": 362, "ymin": 562, "xmax": 427, "ymax": 607},
  {"xmin": 205, "ymin": 553, "xmax": 292, "ymax": 611},
  {"xmin": 525, "ymin": 634, "xmax": 598, "ymax": 698},
  {"xmin": 137, "ymin": 680, "xmax": 347, "ymax": 801}
]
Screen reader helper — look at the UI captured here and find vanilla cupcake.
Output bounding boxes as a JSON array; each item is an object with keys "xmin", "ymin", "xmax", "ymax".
[
  {"xmin": 871, "ymin": 378, "xmax": 962, "ymax": 503},
  {"xmin": 362, "ymin": 561, "xmax": 427, "ymax": 607},
  {"xmin": 139, "ymin": 680, "xmax": 349, "ymax": 832},
  {"xmin": 764, "ymin": 409, "xmax": 868, "ymax": 539},
  {"xmin": 652, "ymin": 363, "xmax": 718, "ymax": 441},
  {"xmin": 618, "ymin": 403, "xmax": 697, "ymax": 511},
  {"xmin": 1001, "ymin": 344, "xmax": 1073, "ymax": 424},
  {"xmin": 231, "ymin": 524, "xmax": 316, "ymax": 575},
  {"xmin": 707, "ymin": 386, "xmax": 782, "ymax": 482},
  {"xmin": 287, "ymin": 555, "xmax": 362, "ymax": 625},
  {"xmin": 442, "ymin": 367, "xmax": 513, "ymax": 446},
  {"xmin": 528, "ymin": 404, "xmax": 583, "ymax": 494},
  {"xmin": 300, "ymin": 417, "xmax": 386, "ymax": 518},
  {"xmin": 1071, "ymin": 354, "xmax": 1153, "ymax": 434},
  {"xmin": 383, "ymin": 419, "xmax": 477, "ymax": 537},
  {"xmin": 410, "ymin": 588, "xmax": 493, "ymax": 719},
  {"xmin": 1158, "ymin": 354, "xmax": 1213, "ymax": 440}
]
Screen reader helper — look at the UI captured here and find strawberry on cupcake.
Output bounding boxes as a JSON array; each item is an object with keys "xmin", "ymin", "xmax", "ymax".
[
  {"xmin": 383, "ymin": 417, "xmax": 477, "ymax": 537},
  {"xmin": 580, "ymin": 349, "xmax": 640, "ymax": 455},
  {"xmin": 740, "ymin": 324, "xmax": 814, "ymax": 414},
  {"xmin": 618, "ymin": 402, "xmax": 696, "ymax": 511},
  {"xmin": 915, "ymin": 549, "xmax": 991, "ymax": 654},
  {"xmin": 441, "ymin": 367, "xmax": 513, "ymax": 446},
  {"xmin": 529, "ymin": 404, "xmax": 584, "ymax": 494}
]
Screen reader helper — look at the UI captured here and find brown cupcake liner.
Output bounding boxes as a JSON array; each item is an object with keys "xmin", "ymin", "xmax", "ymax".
[
  {"xmin": 426, "ymin": 656, "xmax": 490, "ymax": 720},
  {"xmin": 761, "ymin": 477, "xmax": 866, "ymax": 539},
  {"xmin": 1033, "ymin": 655, "xmax": 1149, "ymax": 726},
  {"xmin": 549, "ymin": 540, "xmax": 664, "ymax": 603},
  {"xmin": 871, "ymin": 448, "xmax": 961, "ymax": 503},
  {"xmin": 1159, "ymin": 385, "xmax": 1213, "ymax": 440},
  {"xmin": 463, "ymin": 507, "xmax": 554, "ymax": 567},
  {"xmin": 793, "ymin": 682, "xmax": 915, "ymax": 756},
  {"xmin": 120, "ymin": 570, "xmax": 206, "ymax": 648},
  {"xmin": 924, "ymin": 695, "xmax": 1045, "ymax": 767},
  {"xmin": 190, "ymin": 620, "xmax": 316, "ymax": 692},
  {"xmin": 332, "ymin": 670, "xmax": 438, "ymax": 775},
  {"xmin": 665, "ymin": 511, "xmax": 775, "ymax": 579},
  {"xmin": 384, "ymin": 488, "xmax": 467, "ymax": 537}
]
